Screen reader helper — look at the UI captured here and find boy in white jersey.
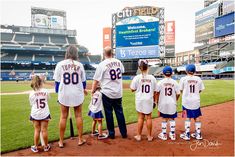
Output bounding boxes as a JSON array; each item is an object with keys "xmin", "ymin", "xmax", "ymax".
[
  {"xmin": 29, "ymin": 75, "xmax": 51, "ymax": 152},
  {"xmin": 156, "ymin": 66, "xmax": 180, "ymax": 141},
  {"xmin": 130, "ymin": 59, "xmax": 157, "ymax": 142},
  {"xmin": 88, "ymin": 85, "xmax": 108, "ymax": 140},
  {"xmin": 179, "ymin": 64, "xmax": 205, "ymax": 140},
  {"xmin": 53, "ymin": 45, "xmax": 87, "ymax": 147}
]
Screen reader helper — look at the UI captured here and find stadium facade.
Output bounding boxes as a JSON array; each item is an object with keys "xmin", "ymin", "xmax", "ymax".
[{"xmin": 0, "ymin": 7, "xmax": 101, "ymax": 81}]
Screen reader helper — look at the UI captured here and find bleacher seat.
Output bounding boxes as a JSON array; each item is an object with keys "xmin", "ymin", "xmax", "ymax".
[
  {"xmin": 35, "ymin": 55, "xmax": 52, "ymax": 62},
  {"xmin": 1, "ymin": 53, "xmax": 16, "ymax": 61},
  {"xmin": 50, "ymin": 35, "xmax": 66, "ymax": 45},
  {"xmin": 15, "ymin": 34, "xmax": 32, "ymax": 43},
  {"xmin": 34, "ymin": 34, "xmax": 49, "ymax": 44},
  {"xmin": 1, "ymin": 33, "xmax": 13, "ymax": 41},
  {"xmin": 79, "ymin": 55, "xmax": 89, "ymax": 63},
  {"xmin": 54, "ymin": 56, "xmax": 65, "ymax": 62},
  {"xmin": 17, "ymin": 54, "xmax": 32, "ymax": 61},
  {"xmin": 41, "ymin": 46, "xmax": 60, "ymax": 50},
  {"xmin": 89, "ymin": 55, "xmax": 101, "ymax": 63},
  {"xmin": 67, "ymin": 37, "xmax": 77, "ymax": 44}
]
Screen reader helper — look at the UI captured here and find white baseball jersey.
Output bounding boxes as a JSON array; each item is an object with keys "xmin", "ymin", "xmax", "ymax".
[
  {"xmin": 130, "ymin": 74, "xmax": 157, "ymax": 114},
  {"xmin": 93, "ymin": 58, "xmax": 124, "ymax": 99},
  {"xmin": 179, "ymin": 75, "xmax": 205, "ymax": 110},
  {"xmin": 88, "ymin": 90, "xmax": 103, "ymax": 113},
  {"xmin": 53, "ymin": 59, "xmax": 86, "ymax": 106},
  {"xmin": 29, "ymin": 88, "xmax": 50, "ymax": 120},
  {"xmin": 157, "ymin": 78, "xmax": 180, "ymax": 114}
]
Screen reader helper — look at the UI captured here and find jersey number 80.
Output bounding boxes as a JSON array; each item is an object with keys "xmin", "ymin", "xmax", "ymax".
[{"xmin": 63, "ymin": 72, "xmax": 79, "ymax": 85}]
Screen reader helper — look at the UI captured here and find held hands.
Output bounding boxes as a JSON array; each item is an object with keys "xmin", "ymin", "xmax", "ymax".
[{"xmin": 84, "ymin": 89, "xmax": 88, "ymax": 96}]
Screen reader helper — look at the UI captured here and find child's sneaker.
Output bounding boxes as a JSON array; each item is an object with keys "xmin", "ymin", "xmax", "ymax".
[
  {"xmin": 134, "ymin": 135, "xmax": 141, "ymax": 141},
  {"xmin": 158, "ymin": 132, "xmax": 167, "ymax": 140},
  {"xmin": 91, "ymin": 130, "xmax": 99, "ymax": 136},
  {"xmin": 44, "ymin": 144, "xmax": 51, "ymax": 152},
  {"xmin": 169, "ymin": 132, "xmax": 176, "ymax": 140},
  {"xmin": 180, "ymin": 132, "xmax": 190, "ymax": 141},
  {"xmin": 98, "ymin": 133, "xmax": 108, "ymax": 140},
  {"xmin": 191, "ymin": 132, "xmax": 203, "ymax": 140},
  {"xmin": 31, "ymin": 145, "xmax": 39, "ymax": 153}
]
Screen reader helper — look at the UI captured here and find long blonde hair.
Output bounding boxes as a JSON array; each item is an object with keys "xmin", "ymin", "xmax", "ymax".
[
  {"xmin": 65, "ymin": 45, "xmax": 78, "ymax": 60},
  {"xmin": 31, "ymin": 75, "xmax": 42, "ymax": 91}
]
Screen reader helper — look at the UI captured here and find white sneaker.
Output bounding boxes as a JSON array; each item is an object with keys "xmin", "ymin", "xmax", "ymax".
[
  {"xmin": 44, "ymin": 144, "xmax": 51, "ymax": 152},
  {"xmin": 191, "ymin": 132, "xmax": 203, "ymax": 140},
  {"xmin": 158, "ymin": 132, "xmax": 167, "ymax": 140},
  {"xmin": 180, "ymin": 132, "xmax": 190, "ymax": 141},
  {"xmin": 98, "ymin": 133, "xmax": 108, "ymax": 140},
  {"xmin": 134, "ymin": 135, "xmax": 141, "ymax": 141},
  {"xmin": 169, "ymin": 132, "xmax": 176, "ymax": 140}
]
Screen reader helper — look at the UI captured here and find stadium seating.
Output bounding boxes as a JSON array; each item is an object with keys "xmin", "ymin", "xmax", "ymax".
[
  {"xmin": 50, "ymin": 35, "xmax": 67, "ymax": 45},
  {"xmin": 34, "ymin": 34, "xmax": 49, "ymax": 44},
  {"xmin": 89, "ymin": 55, "xmax": 101, "ymax": 63},
  {"xmin": 67, "ymin": 37, "xmax": 77, "ymax": 44},
  {"xmin": 0, "ymin": 33, "xmax": 13, "ymax": 42},
  {"xmin": 35, "ymin": 55, "xmax": 52, "ymax": 62},
  {"xmin": 15, "ymin": 34, "xmax": 32, "ymax": 43},
  {"xmin": 17, "ymin": 54, "xmax": 33, "ymax": 61},
  {"xmin": 54, "ymin": 55, "xmax": 65, "ymax": 62},
  {"xmin": 79, "ymin": 55, "xmax": 89, "ymax": 63},
  {"xmin": 41, "ymin": 46, "xmax": 60, "ymax": 50},
  {"xmin": 1, "ymin": 53, "xmax": 16, "ymax": 61}
]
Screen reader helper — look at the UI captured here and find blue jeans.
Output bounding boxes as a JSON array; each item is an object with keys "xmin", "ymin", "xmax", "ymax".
[{"xmin": 102, "ymin": 93, "xmax": 127, "ymax": 138}]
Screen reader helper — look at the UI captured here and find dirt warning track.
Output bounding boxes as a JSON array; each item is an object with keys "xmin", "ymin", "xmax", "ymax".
[{"xmin": 3, "ymin": 101, "xmax": 234, "ymax": 156}]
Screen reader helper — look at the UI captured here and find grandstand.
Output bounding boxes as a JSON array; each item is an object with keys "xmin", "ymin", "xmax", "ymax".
[{"xmin": 0, "ymin": 24, "xmax": 100, "ymax": 81}]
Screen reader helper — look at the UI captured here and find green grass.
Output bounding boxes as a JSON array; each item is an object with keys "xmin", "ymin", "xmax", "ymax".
[
  {"xmin": 1, "ymin": 80, "xmax": 234, "ymax": 153},
  {"xmin": 1, "ymin": 81, "xmax": 53, "ymax": 93}
]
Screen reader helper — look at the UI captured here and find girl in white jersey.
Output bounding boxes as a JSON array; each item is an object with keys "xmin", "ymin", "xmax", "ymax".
[
  {"xmin": 179, "ymin": 64, "xmax": 205, "ymax": 140},
  {"xmin": 29, "ymin": 75, "xmax": 51, "ymax": 152},
  {"xmin": 88, "ymin": 85, "xmax": 108, "ymax": 140},
  {"xmin": 130, "ymin": 59, "xmax": 157, "ymax": 142},
  {"xmin": 156, "ymin": 66, "xmax": 180, "ymax": 141}
]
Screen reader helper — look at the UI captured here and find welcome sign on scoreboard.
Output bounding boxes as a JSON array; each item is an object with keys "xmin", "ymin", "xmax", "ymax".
[
  {"xmin": 116, "ymin": 21, "xmax": 159, "ymax": 47},
  {"xmin": 115, "ymin": 21, "xmax": 159, "ymax": 59}
]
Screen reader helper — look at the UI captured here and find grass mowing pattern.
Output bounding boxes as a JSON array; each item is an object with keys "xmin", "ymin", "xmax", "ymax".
[{"xmin": 1, "ymin": 80, "xmax": 234, "ymax": 153}]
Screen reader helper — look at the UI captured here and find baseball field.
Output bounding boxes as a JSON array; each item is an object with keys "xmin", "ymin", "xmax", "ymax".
[{"xmin": 1, "ymin": 79, "xmax": 234, "ymax": 155}]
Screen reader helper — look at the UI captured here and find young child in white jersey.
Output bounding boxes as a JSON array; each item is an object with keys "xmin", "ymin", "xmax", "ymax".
[
  {"xmin": 179, "ymin": 64, "xmax": 205, "ymax": 140},
  {"xmin": 88, "ymin": 85, "xmax": 108, "ymax": 140},
  {"xmin": 156, "ymin": 66, "xmax": 180, "ymax": 141},
  {"xmin": 29, "ymin": 75, "xmax": 51, "ymax": 152},
  {"xmin": 130, "ymin": 59, "xmax": 157, "ymax": 142}
]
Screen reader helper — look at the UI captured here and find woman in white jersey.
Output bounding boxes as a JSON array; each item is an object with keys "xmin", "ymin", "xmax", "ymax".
[
  {"xmin": 156, "ymin": 66, "xmax": 180, "ymax": 141},
  {"xmin": 53, "ymin": 45, "xmax": 87, "ymax": 147},
  {"xmin": 130, "ymin": 59, "xmax": 157, "ymax": 142},
  {"xmin": 29, "ymin": 75, "xmax": 51, "ymax": 152}
]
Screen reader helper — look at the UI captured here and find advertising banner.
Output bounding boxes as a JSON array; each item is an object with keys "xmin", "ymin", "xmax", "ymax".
[
  {"xmin": 214, "ymin": 12, "xmax": 235, "ymax": 37},
  {"xmin": 116, "ymin": 21, "xmax": 159, "ymax": 47},
  {"xmin": 33, "ymin": 14, "xmax": 49, "ymax": 28},
  {"xmin": 50, "ymin": 16, "xmax": 64, "ymax": 29},
  {"xmin": 115, "ymin": 45, "xmax": 159, "ymax": 59}
]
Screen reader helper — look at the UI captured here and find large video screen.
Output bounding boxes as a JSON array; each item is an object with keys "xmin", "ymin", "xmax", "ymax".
[
  {"xmin": 214, "ymin": 12, "xmax": 234, "ymax": 37},
  {"xmin": 116, "ymin": 21, "xmax": 159, "ymax": 47},
  {"xmin": 115, "ymin": 21, "xmax": 159, "ymax": 59}
]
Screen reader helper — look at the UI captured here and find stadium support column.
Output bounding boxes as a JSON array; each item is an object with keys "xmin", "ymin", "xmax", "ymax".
[
  {"xmin": 159, "ymin": 8, "xmax": 165, "ymax": 59},
  {"xmin": 111, "ymin": 13, "xmax": 116, "ymax": 55}
]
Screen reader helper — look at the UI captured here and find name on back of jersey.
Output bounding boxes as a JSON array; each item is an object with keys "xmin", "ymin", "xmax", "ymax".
[
  {"xmin": 62, "ymin": 64, "xmax": 80, "ymax": 71},
  {"xmin": 106, "ymin": 61, "xmax": 121, "ymax": 69},
  {"xmin": 35, "ymin": 92, "xmax": 46, "ymax": 97}
]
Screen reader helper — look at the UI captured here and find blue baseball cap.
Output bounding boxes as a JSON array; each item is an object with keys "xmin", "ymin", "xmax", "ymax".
[
  {"xmin": 163, "ymin": 66, "xmax": 173, "ymax": 75},
  {"xmin": 186, "ymin": 64, "xmax": 196, "ymax": 73}
]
